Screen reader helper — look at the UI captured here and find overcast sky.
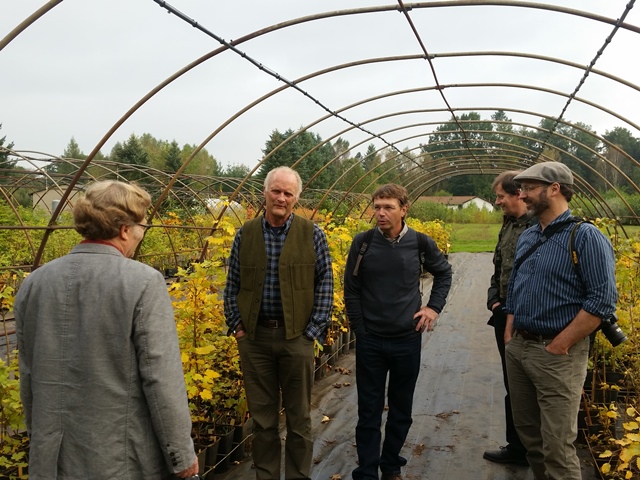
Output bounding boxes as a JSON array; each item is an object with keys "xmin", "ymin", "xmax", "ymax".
[{"xmin": 1, "ymin": 0, "xmax": 639, "ymax": 171}]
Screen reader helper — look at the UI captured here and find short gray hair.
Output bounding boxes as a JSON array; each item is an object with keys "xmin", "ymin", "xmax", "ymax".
[{"xmin": 264, "ymin": 166, "xmax": 302, "ymax": 198}]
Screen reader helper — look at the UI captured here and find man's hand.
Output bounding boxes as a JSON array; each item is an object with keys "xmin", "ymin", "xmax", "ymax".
[
  {"xmin": 544, "ymin": 309, "xmax": 601, "ymax": 355},
  {"xmin": 176, "ymin": 456, "xmax": 199, "ymax": 478},
  {"xmin": 544, "ymin": 340, "xmax": 570, "ymax": 356},
  {"xmin": 504, "ymin": 314, "xmax": 515, "ymax": 343},
  {"xmin": 233, "ymin": 322, "xmax": 246, "ymax": 339},
  {"xmin": 413, "ymin": 306, "xmax": 438, "ymax": 333}
]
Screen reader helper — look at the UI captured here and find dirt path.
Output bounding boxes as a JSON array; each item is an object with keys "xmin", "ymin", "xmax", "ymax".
[{"xmin": 211, "ymin": 252, "xmax": 598, "ymax": 480}]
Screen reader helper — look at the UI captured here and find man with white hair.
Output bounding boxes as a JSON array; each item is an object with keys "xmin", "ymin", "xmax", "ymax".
[{"xmin": 224, "ymin": 166, "xmax": 333, "ymax": 480}]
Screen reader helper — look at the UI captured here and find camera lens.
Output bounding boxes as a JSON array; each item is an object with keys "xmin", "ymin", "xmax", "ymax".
[{"xmin": 601, "ymin": 321, "xmax": 627, "ymax": 347}]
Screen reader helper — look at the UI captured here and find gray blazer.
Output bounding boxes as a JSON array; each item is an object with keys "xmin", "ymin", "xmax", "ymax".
[{"xmin": 15, "ymin": 243, "xmax": 195, "ymax": 479}]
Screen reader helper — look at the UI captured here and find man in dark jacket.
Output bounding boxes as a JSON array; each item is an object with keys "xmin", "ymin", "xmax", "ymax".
[
  {"xmin": 344, "ymin": 184, "xmax": 452, "ymax": 480},
  {"xmin": 483, "ymin": 171, "xmax": 531, "ymax": 466}
]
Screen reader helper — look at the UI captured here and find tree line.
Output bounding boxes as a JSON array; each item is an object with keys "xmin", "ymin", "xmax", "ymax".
[{"xmin": 2, "ymin": 111, "xmax": 640, "ymax": 206}]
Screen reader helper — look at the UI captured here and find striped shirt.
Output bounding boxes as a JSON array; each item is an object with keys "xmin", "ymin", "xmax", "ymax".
[
  {"xmin": 506, "ymin": 209, "xmax": 617, "ymax": 335},
  {"xmin": 224, "ymin": 214, "xmax": 334, "ymax": 343}
]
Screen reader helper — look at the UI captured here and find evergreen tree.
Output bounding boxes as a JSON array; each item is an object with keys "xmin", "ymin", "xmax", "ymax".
[
  {"xmin": 0, "ymin": 123, "xmax": 16, "ymax": 174},
  {"xmin": 258, "ymin": 128, "xmax": 337, "ymax": 190},
  {"xmin": 164, "ymin": 140, "xmax": 183, "ymax": 173},
  {"xmin": 362, "ymin": 144, "xmax": 379, "ymax": 171},
  {"xmin": 47, "ymin": 137, "xmax": 86, "ymax": 176},
  {"xmin": 110, "ymin": 134, "xmax": 149, "ymax": 181}
]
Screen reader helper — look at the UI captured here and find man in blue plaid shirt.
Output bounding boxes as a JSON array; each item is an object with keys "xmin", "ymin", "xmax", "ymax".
[{"xmin": 224, "ymin": 166, "xmax": 333, "ymax": 480}]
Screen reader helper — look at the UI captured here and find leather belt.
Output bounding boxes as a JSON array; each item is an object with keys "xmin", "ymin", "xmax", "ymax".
[
  {"xmin": 258, "ymin": 318, "xmax": 284, "ymax": 328},
  {"xmin": 516, "ymin": 329, "xmax": 558, "ymax": 342}
]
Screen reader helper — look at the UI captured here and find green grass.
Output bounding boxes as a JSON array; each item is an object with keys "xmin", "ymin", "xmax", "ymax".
[
  {"xmin": 449, "ymin": 223, "xmax": 640, "ymax": 254},
  {"xmin": 449, "ymin": 223, "xmax": 501, "ymax": 253},
  {"xmin": 622, "ymin": 225, "xmax": 640, "ymax": 238}
]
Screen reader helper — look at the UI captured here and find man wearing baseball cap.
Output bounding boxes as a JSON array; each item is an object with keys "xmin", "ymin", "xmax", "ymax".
[{"xmin": 504, "ymin": 161, "xmax": 617, "ymax": 479}]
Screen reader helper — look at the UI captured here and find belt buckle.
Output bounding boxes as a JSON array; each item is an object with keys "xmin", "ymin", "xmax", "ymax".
[{"xmin": 260, "ymin": 318, "xmax": 281, "ymax": 328}]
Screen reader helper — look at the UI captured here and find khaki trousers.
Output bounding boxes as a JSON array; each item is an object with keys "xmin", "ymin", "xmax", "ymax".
[
  {"xmin": 237, "ymin": 326, "xmax": 315, "ymax": 480},
  {"xmin": 506, "ymin": 332, "xmax": 590, "ymax": 480}
]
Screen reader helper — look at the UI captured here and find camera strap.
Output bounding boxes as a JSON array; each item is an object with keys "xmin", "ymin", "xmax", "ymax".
[{"xmin": 513, "ymin": 216, "xmax": 583, "ymax": 271}]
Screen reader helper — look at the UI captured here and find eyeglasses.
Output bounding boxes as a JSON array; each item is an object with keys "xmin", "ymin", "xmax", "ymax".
[
  {"xmin": 518, "ymin": 184, "xmax": 548, "ymax": 193},
  {"xmin": 137, "ymin": 223, "xmax": 153, "ymax": 232}
]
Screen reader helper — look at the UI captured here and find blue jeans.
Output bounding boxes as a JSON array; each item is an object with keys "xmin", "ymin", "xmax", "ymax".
[{"xmin": 353, "ymin": 333, "xmax": 422, "ymax": 480}]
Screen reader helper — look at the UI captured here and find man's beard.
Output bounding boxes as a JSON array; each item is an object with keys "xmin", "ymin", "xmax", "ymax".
[{"xmin": 527, "ymin": 190, "xmax": 550, "ymax": 216}]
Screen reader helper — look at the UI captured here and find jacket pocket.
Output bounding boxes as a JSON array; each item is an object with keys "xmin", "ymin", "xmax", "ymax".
[{"xmin": 239, "ymin": 266, "xmax": 257, "ymax": 291}]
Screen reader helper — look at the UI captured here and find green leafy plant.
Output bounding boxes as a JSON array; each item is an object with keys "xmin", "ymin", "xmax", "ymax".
[
  {"xmin": 0, "ymin": 271, "xmax": 28, "ymax": 478},
  {"xmin": 0, "ymin": 350, "xmax": 28, "ymax": 479}
]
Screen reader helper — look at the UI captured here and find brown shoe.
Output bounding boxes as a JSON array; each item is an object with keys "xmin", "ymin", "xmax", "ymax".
[{"xmin": 381, "ymin": 474, "xmax": 403, "ymax": 480}]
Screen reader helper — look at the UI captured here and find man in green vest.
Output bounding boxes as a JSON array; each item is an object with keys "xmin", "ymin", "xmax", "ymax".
[{"xmin": 224, "ymin": 166, "xmax": 334, "ymax": 480}]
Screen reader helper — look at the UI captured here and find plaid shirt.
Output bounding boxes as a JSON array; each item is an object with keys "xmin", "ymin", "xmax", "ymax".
[{"xmin": 224, "ymin": 214, "xmax": 333, "ymax": 343}]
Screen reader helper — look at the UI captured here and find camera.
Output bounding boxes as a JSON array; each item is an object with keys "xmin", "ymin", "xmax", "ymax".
[{"xmin": 600, "ymin": 314, "xmax": 627, "ymax": 347}]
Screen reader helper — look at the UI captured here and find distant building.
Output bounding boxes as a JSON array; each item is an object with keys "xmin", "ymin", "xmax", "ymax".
[
  {"xmin": 32, "ymin": 187, "xmax": 83, "ymax": 213},
  {"xmin": 418, "ymin": 195, "xmax": 494, "ymax": 212}
]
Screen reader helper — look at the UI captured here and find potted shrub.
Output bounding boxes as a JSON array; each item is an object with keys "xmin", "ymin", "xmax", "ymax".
[
  {"xmin": 170, "ymin": 255, "xmax": 249, "ymax": 474},
  {"xmin": 0, "ymin": 270, "xmax": 29, "ymax": 479},
  {"xmin": 170, "ymin": 261, "xmax": 224, "ymax": 460},
  {"xmin": 0, "ymin": 350, "xmax": 28, "ymax": 479}
]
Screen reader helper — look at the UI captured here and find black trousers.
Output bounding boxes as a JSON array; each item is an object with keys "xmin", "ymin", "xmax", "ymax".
[
  {"xmin": 353, "ymin": 333, "xmax": 421, "ymax": 479},
  {"xmin": 491, "ymin": 306, "xmax": 526, "ymax": 455}
]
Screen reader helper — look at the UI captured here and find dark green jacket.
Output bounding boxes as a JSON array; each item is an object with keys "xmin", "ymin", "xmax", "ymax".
[
  {"xmin": 237, "ymin": 216, "xmax": 317, "ymax": 340},
  {"xmin": 487, "ymin": 212, "xmax": 534, "ymax": 313}
]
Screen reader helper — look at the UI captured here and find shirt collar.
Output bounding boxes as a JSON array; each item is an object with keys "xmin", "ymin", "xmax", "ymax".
[
  {"xmin": 513, "ymin": 211, "xmax": 534, "ymax": 227},
  {"xmin": 262, "ymin": 213, "xmax": 294, "ymax": 234},
  {"xmin": 379, "ymin": 222, "xmax": 408, "ymax": 243},
  {"xmin": 534, "ymin": 209, "xmax": 572, "ymax": 232}
]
